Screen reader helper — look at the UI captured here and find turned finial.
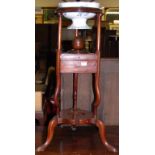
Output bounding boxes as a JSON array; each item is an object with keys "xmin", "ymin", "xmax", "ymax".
[{"xmin": 73, "ymin": 36, "xmax": 85, "ymax": 50}]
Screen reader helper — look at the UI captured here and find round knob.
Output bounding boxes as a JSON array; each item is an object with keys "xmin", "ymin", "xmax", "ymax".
[{"xmin": 73, "ymin": 36, "xmax": 85, "ymax": 50}]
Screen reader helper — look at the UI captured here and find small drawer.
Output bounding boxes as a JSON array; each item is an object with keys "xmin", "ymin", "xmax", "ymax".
[
  {"xmin": 61, "ymin": 60, "xmax": 97, "ymax": 73},
  {"xmin": 60, "ymin": 53, "xmax": 97, "ymax": 61}
]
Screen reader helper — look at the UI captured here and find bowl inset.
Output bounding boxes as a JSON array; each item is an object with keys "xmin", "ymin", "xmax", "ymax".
[{"xmin": 58, "ymin": 2, "xmax": 100, "ymax": 29}]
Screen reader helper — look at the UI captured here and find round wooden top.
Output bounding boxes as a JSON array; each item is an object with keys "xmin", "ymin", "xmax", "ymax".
[{"xmin": 56, "ymin": 7, "xmax": 102, "ymax": 14}]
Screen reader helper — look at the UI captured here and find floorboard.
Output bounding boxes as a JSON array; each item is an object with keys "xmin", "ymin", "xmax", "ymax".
[{"xmin": 35, "ymin": 125, "xmax": 119, "ymax": 155}]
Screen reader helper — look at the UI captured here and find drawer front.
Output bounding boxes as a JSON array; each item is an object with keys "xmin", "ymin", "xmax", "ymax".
[
  {"xmin": 60, "ymin": 53, "xmax": 97, "ymax": 61},
  {"xmin": 61, "ymin": 60, "xmax": 97, "ymax": 73}
]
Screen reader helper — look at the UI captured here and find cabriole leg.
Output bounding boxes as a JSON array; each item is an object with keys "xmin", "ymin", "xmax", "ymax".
[
  {"xmin": 36, "ymin": 117, "xmax": 58, "ymax": 152},
  {"xmin": 96, "ymin": 119, "xmax": 117, "ymax": 153}
]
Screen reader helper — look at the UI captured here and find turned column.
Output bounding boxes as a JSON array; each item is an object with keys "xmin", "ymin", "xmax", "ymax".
[{"xmin": 73, "ymin": 29, "xmax": 79, "ymax": 112}]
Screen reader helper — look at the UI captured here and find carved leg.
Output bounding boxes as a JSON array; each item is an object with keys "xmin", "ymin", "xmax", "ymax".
[
  {"xmin": 96, "ymin": 119, "xmax": 117, "ymax": 153},
  {"xmin": 36, "ymin": 117, "xmax": 58, "ymax": 152}
]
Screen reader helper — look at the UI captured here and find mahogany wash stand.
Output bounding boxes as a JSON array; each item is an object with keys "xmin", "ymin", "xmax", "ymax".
[{"xmin": 36, "ymin": 7, "xmax": 117, "ymax": 153}]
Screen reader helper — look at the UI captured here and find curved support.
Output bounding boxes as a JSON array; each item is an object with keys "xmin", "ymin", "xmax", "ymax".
[
  {"xmin": 93, "ymin": 73, "xmax": 101, "ymax": 116},
  {"xmin": 54, "ymin": 13, "xmax": 62, "ymax": 115},
  {"xmin": 94, "ymin": 74, "xmax": 100, "ymax": 107},
  {"xmin": 93, "ymin": 13, "xmax": 102, "ymax": 116},
  {"xmin": 96, "ymin": 119, "xmax": 117, "ymax": 153},
  {"xmin": 36, "ymin": 117, "xmax": 58, "ymax": 152},
  {"xmin": 54, "ymin": 78, "xmax": 61, "ymax": 115}
]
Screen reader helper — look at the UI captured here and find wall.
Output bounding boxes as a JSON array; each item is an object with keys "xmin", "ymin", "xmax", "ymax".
[
  {"xmin": 35, "ymin": 0, "xmax": 119, "ymax": 7},
  {"xmin": 61, "ymin": 58, "xmax": 119, "ymax": 125}
]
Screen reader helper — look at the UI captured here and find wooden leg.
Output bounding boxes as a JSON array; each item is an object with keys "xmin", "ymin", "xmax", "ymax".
[
  {"xmin": 73, "ymin": 73, "xmax": 78, "ymax": 111},
  {"xmin": 96, "ymin": 119, "xmax": 117, "ymax": 153},
  {"xmin": 36, "ymin": 117, "xmax": 58, "ymax": 152}
]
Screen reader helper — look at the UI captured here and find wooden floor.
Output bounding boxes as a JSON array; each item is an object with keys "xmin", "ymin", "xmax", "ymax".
[{"xmin": 35, "ymin": 125, "xmax": 119, "ymax": 155}]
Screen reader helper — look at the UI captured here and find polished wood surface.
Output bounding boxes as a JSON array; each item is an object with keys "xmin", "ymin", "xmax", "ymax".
[
  {"xmin": 73, "ymin": 73, "xmax": 78, "ymax": 111},
  {"xmin": 36, "ymin": 8, "xmax": 117, "ymax": 153},
  {"xmin": 73, "ymin": 36, "xmax": 85, "ymax": 51},
  {"xmin": 93, "ymin": 13, "xmax": 101, "ymax": 117},
  {"xmin": 35, "ymin": 126, "xmax": 119, "ymax": 155},
  {"xmin": 73, "ymin": 29, "xmax": 79, "ymax": 115},
  {"xmin": 54, "ymin": 13, "xmax": 62, "ymax": 117},
  {"xmin": 56, "ymin": 7, "xmax": 102, "ymax": 14},
  {"xmin": 61, "ymin": 53, "xmax": 97, "ymax": 60},
  {"xmin": 60, "ymin": 53, "xmax": 97, "ymax": 73},
  {"xmin": 61, "ymin": 59, "xmax": 119, "ymax": 125}
]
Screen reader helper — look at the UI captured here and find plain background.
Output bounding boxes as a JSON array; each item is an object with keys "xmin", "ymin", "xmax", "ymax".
[{"xmin": 0, "ymin": 0, "xmax": 155, "ymax": 155}]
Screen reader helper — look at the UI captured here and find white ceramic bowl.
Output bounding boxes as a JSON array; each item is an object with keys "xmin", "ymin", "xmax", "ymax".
[{"xmin": 58, "ymin": 2, "xmax": 100, "ymax": 29}]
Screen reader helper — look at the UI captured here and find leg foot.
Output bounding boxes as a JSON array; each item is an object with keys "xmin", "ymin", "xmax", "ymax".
[
  {"xmin": 36, "ymin": 117, "xmax": 58, "ymax": 152},
  {"xmin": 71, "ymin": 125, "xmax": 77, "ymax": 131},
  {"xmin": 96, "ymin": 119, "xmax": 117, "ymax": 153}
]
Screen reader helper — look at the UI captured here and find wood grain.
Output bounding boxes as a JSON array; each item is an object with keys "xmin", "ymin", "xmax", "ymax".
[
  {"xmin": 36, "ymin": 9, "xmax": 117, "ymax": 153},
  {"xmin": 35, "ymin": 125, "xmax": 119, "ymax": 155},
  {"xmin": 60, "ymin": 53, "xmax": 97, "ymax": 73}
]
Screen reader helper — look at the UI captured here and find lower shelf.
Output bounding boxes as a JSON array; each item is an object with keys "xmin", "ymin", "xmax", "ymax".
[{"xmin": 58, "ymin": 108, "xmax": 96, "ymax": 125}]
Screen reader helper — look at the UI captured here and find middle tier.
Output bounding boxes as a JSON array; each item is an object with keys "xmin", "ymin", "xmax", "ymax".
[{"xmin": 60, "ymin": 53, "xmax": 97, "ymax": 73}]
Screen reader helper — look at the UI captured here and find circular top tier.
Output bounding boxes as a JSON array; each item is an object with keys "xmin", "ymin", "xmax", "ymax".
[
  {"xmin": 57, "ymin": 2, "xmax": 102, "ymax": 29},
  {"xmin": 57, "ymin": 2, "xmax": 102, "ymax": 14}
]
